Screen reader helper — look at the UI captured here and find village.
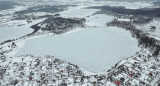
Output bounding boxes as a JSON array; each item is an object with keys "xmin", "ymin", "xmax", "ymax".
[{"xmin": 0, "ymin": 54, "xmax": 106, "ymax": 86}]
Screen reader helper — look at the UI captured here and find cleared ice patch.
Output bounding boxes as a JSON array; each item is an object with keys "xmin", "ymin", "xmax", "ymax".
[
  {"xmin": 16, "ymin": 27, "xmax": 139, "ymax": 72},
  {"xmin": 86, "ymin": 14, "xmax": 114, "ymax": 27},
  {"xmin": 60, "ymin": 8, "xmax": 98, "ymax": 18}
]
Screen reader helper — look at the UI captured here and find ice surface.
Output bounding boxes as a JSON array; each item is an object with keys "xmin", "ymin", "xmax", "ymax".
[
  {"xmin": 16, "ymin": 27, "xmax": 140, "ymax": 72},
  {"xmin": 0, "ymin": 26, "xmax": 32, "ymax": 43},
  {"xmin": 0, "ymin": 18, "xmax": 46, "ymax": 43},
  {"xmin": 85, "ymin": 14, "xmax": 114, "ymax": 27},
  {"xmin": 60, "ymin": 7, "xmax": 98, "ymax": 18}
]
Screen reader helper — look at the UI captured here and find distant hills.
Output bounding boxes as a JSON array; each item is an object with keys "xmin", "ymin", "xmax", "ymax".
[{"xmin": 0, "ymin": 1, "xmax": 20, "ymax": 10}]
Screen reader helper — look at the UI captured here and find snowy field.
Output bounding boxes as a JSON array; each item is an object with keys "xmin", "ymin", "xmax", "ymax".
[
  {"xmin": 93, "ymin": 1, "xmax": 154, "ymax": 9},
  {"xmin": 16, "ymin": 27, "xmax": 139, "ymax": 72}
]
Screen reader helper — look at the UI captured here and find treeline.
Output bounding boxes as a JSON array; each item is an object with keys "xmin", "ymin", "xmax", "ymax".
[
  {"xmin": 31, "ymin": 17, "xmax": 86, "ymax": 34},
  {"xmin": 88, "ymin": 6, "xmax": 160, "ymax": 18},
  {"xmin": 13, "ymin": 5, "xmax": 71, "ymax": 20},
  {"xmin": 107, "ymin": 20, "xmax": 160, "ymax": 56},
  {"xmin": 15, "ymin": 5, "xmax": 69, "ymax": 14},
  {"xmin": 0, "ymin": 39, "xmax": 16, "ymax": 45}
]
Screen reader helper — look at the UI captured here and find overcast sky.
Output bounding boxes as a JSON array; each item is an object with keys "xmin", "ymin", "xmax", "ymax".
[{"xmin": 0, "ymin": 0, "xmax": 159, "ymax": 2}]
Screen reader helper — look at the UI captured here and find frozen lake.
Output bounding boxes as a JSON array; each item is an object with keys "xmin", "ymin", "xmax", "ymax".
[
  {"xmin": 85, "ymin": 14, "xmax": 114, "ymax": 27},
  {"xmin": 0, "ymin": 18, "xmax": 46, "ymax": 43},
  {"xmin": 0, "ymin": 26, "xmax": 32, "ymax": 43},
  {"xmin": 59, "ymin": 6, "xmax": 99, "ymax": 18},
  {"xmin": 16, "ymin": 27, "xmax": 139, "ymax": 72}
]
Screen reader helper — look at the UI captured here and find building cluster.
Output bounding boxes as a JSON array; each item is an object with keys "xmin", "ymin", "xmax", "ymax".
[
  {"xmin": 0, "ymin": 42, "xmax": 17, "ymax": 62},
  {"xmin": 106, "ymin": 49, "xmax": 160, "ymax": 86},
  {"xmin": 0, "ymin": 54, "xmax": 108, "ymax": 86}
]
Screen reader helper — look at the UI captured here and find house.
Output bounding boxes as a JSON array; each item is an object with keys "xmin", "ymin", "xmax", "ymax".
[{"xmin": 115, "ymin": 81, "xmax": 121, "ymax": 86}]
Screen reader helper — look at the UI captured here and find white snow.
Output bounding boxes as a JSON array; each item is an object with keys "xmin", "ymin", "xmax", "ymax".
[
  {"xmin": 135, "ymin": 18, "xmax": 160, "ymax": 40},
  {"xmin": 15, "ymin": 27, "xmax": 139, "ymax": 72},
  {"xmin": 25, "ymin": 12, "xmax": 53, "ymax": 17},
  {"xmin": 96, "ymin": 1, "xmax": 153, "ymax": 9},
  {"xmin": 1, "ymin": 20, "xmax": 28, "ymax": 27}
]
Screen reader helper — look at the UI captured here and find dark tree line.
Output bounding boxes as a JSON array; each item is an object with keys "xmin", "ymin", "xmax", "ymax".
[
  {"xmin": 107, "ymin": 20, "xmax": 160, "ymax": 56},
  {"xmin": 15, "ymin": 5, "xmax": 69, "ymax": 14},
  {"xmin": 0, "ymin": 39, "xmax": 16, "ymax": 45},
  {"xmin": 31, "ymin": 17, "xmax": 86, "ymax": 34},
  {"xmin": 88, "ymin": 6, "xmax": 160, "ymax": 18}
]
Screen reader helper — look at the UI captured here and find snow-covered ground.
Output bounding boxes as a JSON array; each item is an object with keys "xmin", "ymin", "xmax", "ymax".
[
  {"xmin": 25, "ymin": 12, "xmax": 53, "ymax": 17},
  {"xmin": 93, "ymin": 1, "xmax": 154, "ymax": 9},
  {"xmin": 0, "ymin": 20, "xmax": 28, "ymax": 27},
  {"xmin": 134, "ymin": 18, "xmax": 160, "ymax": 39},
  {"xmin": 57, "ymin": 0, "xmax": 154, "ymax": 10},
  {"xmin": 15, "ymin": 27, "xmax": 139, "ymax": 72}
]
